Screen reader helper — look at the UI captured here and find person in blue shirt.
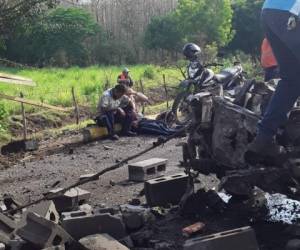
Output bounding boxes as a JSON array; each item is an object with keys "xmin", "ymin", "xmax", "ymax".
[{"xmin": 248, "ymin": 0, "xmax": 300, "ymax": 157}]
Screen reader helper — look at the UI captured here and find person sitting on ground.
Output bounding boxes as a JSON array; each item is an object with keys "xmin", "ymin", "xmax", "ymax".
[
  {"xmin": 117, "ymin": 67, "xmax": 133, "ymax": 87},
  {"xmin": 95, "ymin": 84, "xmax": 136, "ymax": 140}
]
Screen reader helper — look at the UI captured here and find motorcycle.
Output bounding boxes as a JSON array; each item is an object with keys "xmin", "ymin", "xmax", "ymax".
[{"xmin": 172, "ymin": 61, "xmax": 247, "ymax": 125}]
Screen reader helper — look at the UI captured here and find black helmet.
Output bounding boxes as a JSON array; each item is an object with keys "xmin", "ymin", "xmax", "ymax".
[{"xmin": 183, "ymin": 43, "xmax": 201, "ymax": 60}]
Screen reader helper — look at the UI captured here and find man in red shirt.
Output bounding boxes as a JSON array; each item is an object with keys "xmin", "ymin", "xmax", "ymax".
[{"xmin": 117, "ymin": 68, "xmax": 133, "ymax": 87}]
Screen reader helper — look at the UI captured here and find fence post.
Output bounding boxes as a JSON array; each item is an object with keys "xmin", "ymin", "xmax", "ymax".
[
  {"xmin": 139, "ymin": 79, "xmax": 145, "ymax": 114},
  {"xmin": 20, "ymin": 92, "xmax": 27, "ymax": 140},
  {"xmin": 71, "ymin": 87, "xmax": 79, "ymax": 125},
  {"xmin": 163, "ymin": 74, "xmax": 169, "ymax": 109}
]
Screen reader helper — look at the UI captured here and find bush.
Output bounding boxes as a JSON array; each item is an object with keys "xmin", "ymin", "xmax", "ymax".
[{"xmin": 143, "ymin": 66, "xmax": 156, "ymax": 79}]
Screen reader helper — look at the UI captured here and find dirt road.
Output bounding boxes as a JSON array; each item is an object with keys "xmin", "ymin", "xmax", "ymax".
[{"xmin": 0, "ymin": 135, "xmax": 191, "ymax": 207}]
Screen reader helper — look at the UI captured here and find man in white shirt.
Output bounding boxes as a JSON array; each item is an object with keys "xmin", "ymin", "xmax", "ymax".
[{"xmin": 96, "ymin": 84, "xmax": 136, "ymax": 140}]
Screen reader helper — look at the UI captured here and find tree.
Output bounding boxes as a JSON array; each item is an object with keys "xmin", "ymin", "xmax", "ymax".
[
  {"xmin": 227, "ymin": 0, "xmax": 264, "ymax": 57},
  {"xmin": 175, "ymin": 0, "xmax": 234, "ymax": 47},
  {"xmin": 143, "ymin": 0, "xmax": 234, "ymax": 57},
  {"xmin": 5, "ymin": 7, "xmax": 100, "ymax": 66},
  {"xmin": 144, "ymin": 14, "xmax": 183, "ymax": 52},
  {"xmin": 0, "ymin": 0, "xmax": 57, "ymax": 34}
]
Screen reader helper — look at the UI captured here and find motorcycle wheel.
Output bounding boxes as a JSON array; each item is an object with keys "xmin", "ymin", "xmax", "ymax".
[{"xmin": 172, "ymin": 91, "xmax": 192, "ymax": 126}]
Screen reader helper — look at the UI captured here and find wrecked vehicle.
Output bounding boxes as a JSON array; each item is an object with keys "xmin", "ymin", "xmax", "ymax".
[{"xmin": 181, "ymin": 79, "xmax": 300, "ymax": 198}]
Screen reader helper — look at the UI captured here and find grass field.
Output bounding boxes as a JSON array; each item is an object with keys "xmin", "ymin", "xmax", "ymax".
[{"xmin": 0, "ymin": 65, "xmax": 182, "ymax": 115}]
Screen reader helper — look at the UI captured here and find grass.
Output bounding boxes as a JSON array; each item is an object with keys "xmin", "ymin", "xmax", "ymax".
[
  {"xmin": 0, "ymin": 65, "xmax": 182, "ymax": 115},
  {"xmin": 0, "ymin": 64, "xmax": 182, "ymax": 144}
]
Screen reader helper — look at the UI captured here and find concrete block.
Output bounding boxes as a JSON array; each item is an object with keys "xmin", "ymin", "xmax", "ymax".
[
  {"xmin": 16, "ymin": 212, "xmax": 73, "ymax": 248},
  {"xmin": 79, "ymin": 234, "xmax": 129, "ymax": 250},
  {"xmin": 61, "ymin": 210, "xmax": 126, "ymax": 240},
  {"xmin": 183, "ymin": 226, "xmax": 259, "ymax": 250},
  {"xmin": 144, "ymin": 173, "xmax": 188, "ymax": 207},
  {"xmin": 0, "ymin": 213, "xmax": 17, "ymax": 244},
  {"xmin": 128, "ymin": 158, "xmax": 168, "ymax": 182},
  {"xmin": 45, "ymin": 187, "xmax": 91, "ymax": 212},
  {"xmin": 29, "ymin": 201, "xmax": 59, "ymax": 224}
]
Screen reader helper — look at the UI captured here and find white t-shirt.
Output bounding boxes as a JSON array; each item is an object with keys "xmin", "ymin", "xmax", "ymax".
[{"xmin": 97, "ymin": 89, "xmax": 129, "ymax": 116}]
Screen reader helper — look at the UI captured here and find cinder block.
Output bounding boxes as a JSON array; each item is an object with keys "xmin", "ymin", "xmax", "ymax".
[
  {"xmin": 183, "ymin": 226, "xmax": 259, "ymax": 250},
  {"xmin": 45, "ymin": 188, "xmax": 91, "ymax": 212},
  {"xmin": 128, "ymin": 158, "xmax": 168, "ymax": 182},
  {"xmin": 61, "ymin": 210, "xmax": 126, "ymax": 240},
  {"xmin": 0, "ymin": 213, "xmax": 17, "ymax": 244},
  {"xmin": 16, "ymin": 212, "xmax": 73, "ymax": 249},
  {"xmin": 29, "ymin": 201, "xmax": 59, "ymax": 224},
  {"xmin": 79, "ymin": 234, "xmax": 129, "ymax": 250},
  {"xmin": 144, "ymin": 173, "xmax": 188, "ymax": 207}
]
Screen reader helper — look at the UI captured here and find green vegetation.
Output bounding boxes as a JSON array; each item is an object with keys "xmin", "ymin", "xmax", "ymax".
[
  {"xmin": 144, "ymin": 0, "xmax": 234, "ymax": 53},
  {"xmin": 0, "ymin": 65, "xmax": 182, "ymax": 115}
]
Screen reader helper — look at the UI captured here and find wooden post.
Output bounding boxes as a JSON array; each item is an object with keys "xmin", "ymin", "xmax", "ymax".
[
  {"xmin": 71, "ymin": 87, "xmax": 79, "ymax": 125},
  {"xmin": 163, "ymin": 74, "xmax": 169, "ymax": 109},
  {"xmin": 20, "ymin": 92, "xmax": 27, "ymax": 140},
  {"xmin": 139, "ymin": 79, "xmax": 145, "ymax": 114}
]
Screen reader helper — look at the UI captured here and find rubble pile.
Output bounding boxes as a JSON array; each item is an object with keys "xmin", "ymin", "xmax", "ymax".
[{"xmin": 1, "ymin": 153, "xmax": 300, "ymax": 250}]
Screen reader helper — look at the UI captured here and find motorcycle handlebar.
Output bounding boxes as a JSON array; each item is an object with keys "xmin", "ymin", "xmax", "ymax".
[{"xmin": 204, "ymin": 63, "xmax": 224, "ymax": 67}]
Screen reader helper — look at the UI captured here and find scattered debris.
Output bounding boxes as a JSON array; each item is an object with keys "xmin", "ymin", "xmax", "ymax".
[
  {"xmin": 16, "ymin": 212, "xmax": 73, "ymax": 249},
  {"xmin": 183, "ymin": 226, "xmax": 259, "ymax": 250},
  {"xmin": 103, "ymin": 145, "xmax": 113, "ymax": 150},
  {"xmin": 182, "ymin": 222, "xmax": 205, "ymax": 237},
  {"xmin": 79, "ymin": 233, "xmax": 129, "ymax": 250}
]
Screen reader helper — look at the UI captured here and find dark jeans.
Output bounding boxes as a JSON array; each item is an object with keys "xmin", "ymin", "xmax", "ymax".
[
  {"xmin": 132, "ymin": 119, "xmax": 180, "ymax": 136},
  {"xmin": 264, "ymin": 66, "xmax": 280, "ymax": 82},
  {"xmin": 258, "ymin": 9, "xmax": 300, "ymax": 139},
  {"xmin": 96, "ymin": 106, "xmax": 134, "ymax": 135}
]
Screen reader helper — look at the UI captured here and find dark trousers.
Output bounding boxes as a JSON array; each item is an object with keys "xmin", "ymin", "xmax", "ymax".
[
  {"xmin": 96, "ymin": 106, "xmax": 134, "ymax": 135},
  {"xmin": 258, "ymin": 9, "xmax": 300, "ymax": 139},
  {"xmin": 264, "ymin": 66, "xmax": 279, "ymax": 82},
  {"xmin": 133, "ymin": 119, "xmax": 180, "ymax": 136}
]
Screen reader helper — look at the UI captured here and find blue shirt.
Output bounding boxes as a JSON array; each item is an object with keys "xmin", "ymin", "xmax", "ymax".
[{"xmin": 263, "ymin": 0, "xmax": 300, "ymax": 16}]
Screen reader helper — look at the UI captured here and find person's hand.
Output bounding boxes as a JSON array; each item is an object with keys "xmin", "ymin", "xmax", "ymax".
[{"xmin": 117, "ymin": 108, "xmax": 126, "ymax": 117}]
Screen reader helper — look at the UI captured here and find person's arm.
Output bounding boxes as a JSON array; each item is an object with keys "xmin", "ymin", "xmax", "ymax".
[
  {"xmin": 134, "ymin": 92, "xmax": 150, "ymax": 104},
  {"xmin": 99, "ymin": 95, "xmax": 118, "ymax": 113}
]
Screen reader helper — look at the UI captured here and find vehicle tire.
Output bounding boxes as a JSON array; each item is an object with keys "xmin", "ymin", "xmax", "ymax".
[{"xmin": 172, "ymin": 91, "xmax": 192, "ymax": 126}]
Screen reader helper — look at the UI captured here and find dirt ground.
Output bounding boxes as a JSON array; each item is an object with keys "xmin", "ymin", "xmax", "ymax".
[
  {"xmin": 0, "ymin": 134, "xmax": 199, "ymax": 207},
  {"xmin": 0, "ymin": 132, "xmax": 293, "ymax": 250}
]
